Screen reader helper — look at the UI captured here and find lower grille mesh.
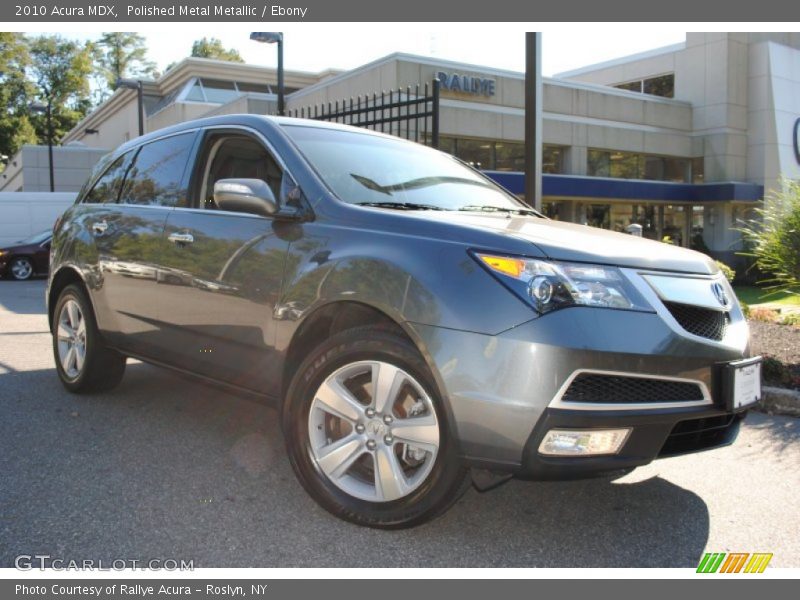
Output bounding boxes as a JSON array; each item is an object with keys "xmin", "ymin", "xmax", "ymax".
[
  {"xmin": 561, "ymin": 373, "xmax": 705, "ymax": 404},
  {"xmin": 664, "ymin": 301, "xmax": 730, "ymax": 341}
]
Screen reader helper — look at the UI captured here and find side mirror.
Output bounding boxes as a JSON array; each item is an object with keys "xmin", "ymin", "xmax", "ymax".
[{"xmin": 213, "ymin": 178, "xmax": 278, "ymax": 217}]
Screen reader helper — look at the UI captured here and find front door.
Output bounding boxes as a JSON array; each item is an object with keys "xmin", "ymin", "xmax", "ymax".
[{"xmin": 157, "ymin": 131, "xmax": 292, "ymax": 395}]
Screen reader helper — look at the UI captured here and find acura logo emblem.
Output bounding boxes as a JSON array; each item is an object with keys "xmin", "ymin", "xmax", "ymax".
[{"xmin": 712, "ymin": 282, "xmax": 730, "ymax": 307}]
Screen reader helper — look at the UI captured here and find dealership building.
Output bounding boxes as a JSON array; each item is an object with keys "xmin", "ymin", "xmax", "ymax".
[{"xmin": 3, "ymin": 32, "xmax": 799, "ymax": 266}]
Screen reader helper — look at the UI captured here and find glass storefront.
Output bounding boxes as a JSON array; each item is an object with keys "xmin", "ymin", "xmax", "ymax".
[
  {"xmin": 437, "ymin": 136, "xmax": 565, "ymax": 173},
  {"xmin": 547, "ymin": 200, "xmax": 705, "ymax": 248},
  {"xmin": 588, "ymin": 149, "xmax": 694, "ymax": 183}
]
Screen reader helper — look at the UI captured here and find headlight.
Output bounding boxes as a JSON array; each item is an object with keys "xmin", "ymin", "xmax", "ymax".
[{"xmin": 474, "ymin": 252, "xmax": 651, "ymax": 314}]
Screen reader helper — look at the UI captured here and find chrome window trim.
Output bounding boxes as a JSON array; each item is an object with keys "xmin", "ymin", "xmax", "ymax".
[{"xmin": 548, "ymin": 368, "xmax": 712, "ymax": 411}]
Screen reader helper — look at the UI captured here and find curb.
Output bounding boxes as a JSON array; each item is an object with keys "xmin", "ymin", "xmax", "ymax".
[{"xmin": 756, "ymin": 386, "xmax": 800, "ymax": 418}]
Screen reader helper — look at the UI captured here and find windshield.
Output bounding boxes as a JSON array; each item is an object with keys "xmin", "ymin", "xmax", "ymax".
[
  {"xmin": 283, "ymin": 125, "xmax": 530, "ymax": 212},
  {"xmin": 19, "ymin": 230, "xmax": 51, "ymax": 244}
]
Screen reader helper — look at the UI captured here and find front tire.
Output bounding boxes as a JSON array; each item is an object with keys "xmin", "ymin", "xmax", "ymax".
[
  {"xmin": 283, "ymin": 326, "xmax": 468, "ymax": 529},
  {"xmin": 52, "ymin": 284, "xmax": 126, "ymax": 393}
]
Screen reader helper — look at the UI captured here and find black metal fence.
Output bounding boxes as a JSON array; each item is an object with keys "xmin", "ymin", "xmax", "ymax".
[{"xmin": 287, "ymin": 80, "xmax": 440, "ymax": 149}]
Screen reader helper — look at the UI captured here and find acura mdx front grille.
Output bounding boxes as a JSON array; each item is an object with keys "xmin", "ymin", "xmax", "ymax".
[{"xmin": 663, "ymin": 301, "xmax": 730, "ymax": 341}]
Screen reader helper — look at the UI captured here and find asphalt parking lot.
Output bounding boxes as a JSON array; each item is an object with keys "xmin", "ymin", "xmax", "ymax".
[{"xmin": 1, "ymin": 279, "xmax": 798, "ymax": 568}]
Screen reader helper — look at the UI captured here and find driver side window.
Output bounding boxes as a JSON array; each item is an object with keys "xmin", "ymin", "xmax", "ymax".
[{"xmin": 199, "ymin": 134, "xmax": 283, "ymax": 211}]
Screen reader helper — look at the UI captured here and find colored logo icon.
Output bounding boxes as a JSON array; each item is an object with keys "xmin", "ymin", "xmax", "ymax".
[{"xmin": 697, "ymin": 552, "xmax": 773, "ymax": 573}]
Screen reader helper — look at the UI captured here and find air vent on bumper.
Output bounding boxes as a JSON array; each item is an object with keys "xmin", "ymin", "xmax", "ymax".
[{"xmin": 561, "ymin": 373, "xmax": 706, "ymax": 404}]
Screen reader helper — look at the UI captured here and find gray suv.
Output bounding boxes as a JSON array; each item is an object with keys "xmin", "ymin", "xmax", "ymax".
[{"xmin": 48, "ymin": 115, "xmax": 761, "ymax": 528}]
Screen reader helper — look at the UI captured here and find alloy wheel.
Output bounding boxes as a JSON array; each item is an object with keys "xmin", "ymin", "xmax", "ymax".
[
  {"xmin": 308, "ymin": 360, "xmax": 440, "ymax": 502},
  {"xmin": 57, "ymin": 299, "xmax": 87, "ymax": 379},
  {"xmin": 11, "ymin": 258, "xmax": 33, "ymax": 280}
]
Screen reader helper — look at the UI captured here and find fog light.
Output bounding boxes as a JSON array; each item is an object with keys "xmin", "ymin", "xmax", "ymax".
[{"xmin": 538, "ymin": 428, "xmax": 631, "ymax": 456}]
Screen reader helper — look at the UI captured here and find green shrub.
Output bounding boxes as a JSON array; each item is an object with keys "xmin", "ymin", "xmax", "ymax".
[
  {"xmin": 715, "ymin": 260, "xmax": 735, "ymax": 282},
  {"xmin": 762, "ymin": 355, "xmax": 790, "ymax": 385},
  {"xmin": 737, "ymin": 178, "xmax": 800, "ymax": 296},
  {"xmin": 740, "ymin": 301, "xmax": 751, "ymax": 319},
  {"xmin": 780, "ymin": 312, "xmax": 800, "ymax": 327}
]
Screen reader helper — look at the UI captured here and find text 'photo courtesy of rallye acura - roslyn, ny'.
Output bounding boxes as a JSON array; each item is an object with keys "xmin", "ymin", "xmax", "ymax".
[{"xmin": 47, "ymin": 114, "xmax": 762, "ymax": 528}]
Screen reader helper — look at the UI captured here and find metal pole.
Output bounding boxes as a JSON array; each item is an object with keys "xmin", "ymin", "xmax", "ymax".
[
  {"xmin": 277, "ymin": 38, "xmax": 285, "ymax": 116},
  {"xmin": 431, "ymin": 79, "xmax": 440, "ymax": 149},
  {"xmin": 46, "ymin": 100, "xmax": 54, "ymax": 192},
  {"xmin": 136, "ymin": 82, "xmax": 144, "ymax": 136},
  {"xmin": 525, "ymin": 32, "xmax": 542, "ymax": 210}
]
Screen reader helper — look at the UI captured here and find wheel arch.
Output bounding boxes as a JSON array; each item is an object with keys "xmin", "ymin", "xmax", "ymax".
[{"xmin": 47, "ymin": 266, "xmax": 93, "ymax": 332}]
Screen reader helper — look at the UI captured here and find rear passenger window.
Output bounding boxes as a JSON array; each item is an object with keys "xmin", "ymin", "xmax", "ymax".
[
  {"xmin": 83, "ymin": 152, "xmax": 133, "ymax": 204},
  {"xmin": 119, "ymin": 132, "xmax": 195, "ymax": 207}
]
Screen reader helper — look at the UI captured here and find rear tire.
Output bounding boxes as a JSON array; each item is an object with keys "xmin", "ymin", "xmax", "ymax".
[
  {"xmin": 52, "ymin": 284, "xmax": 126, "ymax": 393},
  {"xmin": 9, "ymin": 257, "xmax": 34, "ymax": 280},
  {"xmin": 283, "ymin": 326, "xmax": 469, "ymax": 529}
]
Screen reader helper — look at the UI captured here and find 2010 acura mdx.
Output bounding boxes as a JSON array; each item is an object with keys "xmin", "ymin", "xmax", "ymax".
[{"xmin": 48, "ymin": 115, "xmax": 762, "ymax": 528}]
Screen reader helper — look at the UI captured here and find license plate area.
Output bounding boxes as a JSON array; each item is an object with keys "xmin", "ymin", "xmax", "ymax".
[{"xmin": 721, "ymin": 356, "xmax": 762, "ymax": 411}]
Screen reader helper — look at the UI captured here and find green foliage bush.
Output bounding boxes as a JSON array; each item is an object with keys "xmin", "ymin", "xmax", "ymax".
[
  {"xmin": 715, "ymin": 260, "xmax": 735, "ymax": 282},
  {"xmin": 738, "ymin": 179, "xmax": 800, "ymax": 296}
]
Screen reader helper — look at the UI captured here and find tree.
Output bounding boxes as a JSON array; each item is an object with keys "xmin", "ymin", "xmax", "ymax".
[
  {"xmin": 0, "ymin": 33, "xmax": 36, "ymax": 164},
  {"xmin": 190, "ymin": 37, "xmax": 244, "ymax": 62},
  {"xmin": 738, "ymin": 179, "xmax": 800, "ymax": 295},
  {"xmin": 93, "ymin": 32, "xmax": 156, "ymax": 96},
  {"xmin": 27, "ymin": 35, "xmax": 93, "ymax": 145}
]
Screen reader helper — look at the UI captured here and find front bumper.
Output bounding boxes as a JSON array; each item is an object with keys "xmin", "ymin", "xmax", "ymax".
[
  {"xmin": 518, "ymin": 404, "xmax": 744, "ymax": 479},
  {"xmin": 408, "ymin": 303, "xmax": 752, "ymax": 479}
]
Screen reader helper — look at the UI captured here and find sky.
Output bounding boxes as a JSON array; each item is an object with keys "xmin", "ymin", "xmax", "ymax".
[{"xmin": 14, "ymin": 24, "xmax": 694, "ymax": 77}]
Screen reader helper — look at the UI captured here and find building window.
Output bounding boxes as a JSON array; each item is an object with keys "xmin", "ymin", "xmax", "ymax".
[
  {"xmin": 587, "ymin": 149, "xmax": 611, "ymax": 177},
  {"xmin": 588, "ymin": 148, "xmax": 695, "ymax": 183},
  {"xmin": 456, "ymin": 138, "xmax": 493, "ymax": 170},
  {"xmin": 495, "ymin": 142, "xmax": 525, "ymax": 171},
  {"xmin": 542, "ymin": 146, "xmax": 565, "ymax": 174},
  {"xmin": 200, "ymin": 79, "xmax": 238, "ymax": 103},
  {"xmin": 613, "ymin": 73, "xmax": 674, "ymax": 98},
  {"xmin": 692, "ymin": 157, "xmax": 704, "ymax": 183},
  {"xmin": 614, "ymin": 81, "xmax": 642, "ymax": 93},
  {"xmin": 181, "ymin": 77, "xmax": 289, "ymax": 105},
  {"xmin": 432, "ymin": 137, "xmax": 564, "ymax": 173},
  {"xmin": 643, "ymin": 74, "xmax": 674, "ymax": 98}
]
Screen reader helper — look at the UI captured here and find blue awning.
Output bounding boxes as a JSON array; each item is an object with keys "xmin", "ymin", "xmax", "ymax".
[{"xmin": 484, "ymin": 171, "xmax": 763, "ymax": 203}]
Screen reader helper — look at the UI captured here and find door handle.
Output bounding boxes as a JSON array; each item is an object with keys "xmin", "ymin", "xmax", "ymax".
[
  {"xmin": 91, "ymin": 220, "xmax": 108, "ymax": 235},
  {"xmin": 168, "ymin": 232, "xmax": 194, "ymax": 245}
]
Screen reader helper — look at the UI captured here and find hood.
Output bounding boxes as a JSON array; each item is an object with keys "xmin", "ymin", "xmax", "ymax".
[{"xmin": 422, "ymin": 212, "xmax": 718, "ymax": 275}]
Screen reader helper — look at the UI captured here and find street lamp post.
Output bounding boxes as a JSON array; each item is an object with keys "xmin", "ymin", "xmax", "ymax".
[
  {"xmin": 29, "ymin": 100, "xmax": 54, "ymax": 192},
  {"xmin": 250, "ymin": 32, "xmax": 285, "ymax": 116},
  {"xmin": 115, "ymin": 78, "xmax": 144, "ymax": 137}
]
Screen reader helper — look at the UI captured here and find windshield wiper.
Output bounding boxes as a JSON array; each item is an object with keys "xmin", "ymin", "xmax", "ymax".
[
  {"xmin": 354, "ymin": 201, "xmax": 446, "ymax": 211},
  {"xmin": 458, "ymin": 205, "xmax": 541, "ymax": 217}
]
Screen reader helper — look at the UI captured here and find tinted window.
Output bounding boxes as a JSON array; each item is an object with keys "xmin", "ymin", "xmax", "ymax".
[
  {"xmin": 119, "ymin": 133, "xmax": 195, "ymax": 207},
  {"xmin": 83, "ymin": 152, "xmax": 133, "ymax": 204}
]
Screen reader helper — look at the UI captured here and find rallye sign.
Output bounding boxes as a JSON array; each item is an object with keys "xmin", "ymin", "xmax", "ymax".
[{"xmin": 437, "ymin": 71, "xmax": 496, "ymax": 96}]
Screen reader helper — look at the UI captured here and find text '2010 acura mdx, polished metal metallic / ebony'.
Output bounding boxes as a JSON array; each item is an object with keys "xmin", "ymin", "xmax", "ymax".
[{"xmin": 48, "ymin": 115, "xmax": 762, "ymax": 528}]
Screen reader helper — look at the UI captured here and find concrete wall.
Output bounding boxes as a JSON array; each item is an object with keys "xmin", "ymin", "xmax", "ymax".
[
  {"xmin": 0, "ymin": 192, "xmax": 76, "ymax": 246},
  {"xmin": 146, "ymin": 101, "xmax": 215, "ymax": 133},
  {"xmin": 0, "ymin": 146, "xmax": 108, "ymax": 193}
]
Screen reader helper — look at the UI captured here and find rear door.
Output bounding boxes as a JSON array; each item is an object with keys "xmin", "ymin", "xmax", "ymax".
[
  {"xmin": 157, "ymin": 128, "xmax": 293, "ymax": 394},
  {"xmin": 92, "ymin": 131, "xmax": 199, "ymax": 356}
]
